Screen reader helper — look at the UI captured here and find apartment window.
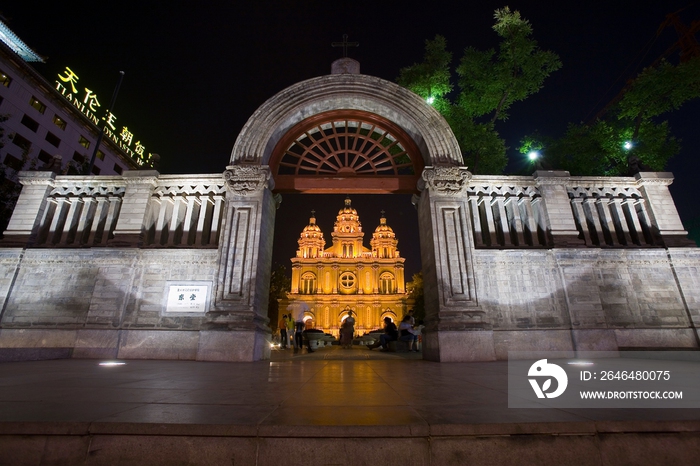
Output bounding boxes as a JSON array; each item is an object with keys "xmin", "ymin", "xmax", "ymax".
[
  {"xmin": 45, "ymin": 131, "xmax": 61, "ymax": 148},
  {"xmin": 53, "ymin": 115, "xmax": 66, "ymax": 130},
  {"xmin": 91, "ymin": 165, "xmax": 101, "ymax": 175},
  {"xmin": 3, "ymin": 154, "xmax": 24, "ymax": 171},
  {"xmin": 72, "ymin": 151, "xmax": 85, "ymax": 163},
  {"xmin": 11, "ymin": 133, "xmax": 31, "ymax": 151},
  {"xmin": 96, "ymin": 150, "xmax": 104, "ymax": 160},
  {"xmin": 38, "ymin": 150, "xmax": 52, "ymax": 164},
  {"xmin": 29, "ymin": 96, "xmax": 46, "ymax": 114},
  {"xmin": 78, "ymin": 136, "xmax": 90, "ymax": 149},
  {"xmin": 113, "ymin": 163, "xmax": 123, "ymax": 175},
  {"xmin": 20, "ymin": 114, "xmax": 39, "ymax": 132},
  {"xmin": 0, "ymin": 72, "xmax": 10, "ymax": 87}
]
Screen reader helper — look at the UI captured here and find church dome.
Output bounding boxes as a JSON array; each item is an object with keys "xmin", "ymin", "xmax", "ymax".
[
  {"xmin": 371, "ymin": 212, "xmax": 399, "ymax": 258},
  {"xmin": 373, "ymin": 215, "xmax": 395, "ymax": 239},
  {"xmin": 297, "ymin": 212, "xmax": 325, "ymax": 258},
  {"xmin": 334, "ymin": 198, "xmax": 362, "ymax": 233}
]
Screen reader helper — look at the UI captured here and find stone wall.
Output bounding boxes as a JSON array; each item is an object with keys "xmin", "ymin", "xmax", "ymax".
[{"xmin": 0, "ymin": 248, "xmax": 218, "ymax": 360}]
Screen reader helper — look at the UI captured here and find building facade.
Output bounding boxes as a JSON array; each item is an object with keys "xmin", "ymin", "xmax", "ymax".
[
  {"xmin": 0, "ymin": 19, "xmax": 154, "ymax": 177},
  {"xmin": 283, "ymin": 198, "xmax": 411, "ymax": 336}
]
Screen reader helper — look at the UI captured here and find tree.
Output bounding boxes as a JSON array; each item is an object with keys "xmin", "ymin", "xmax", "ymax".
[
  {"xmin": 267, "ymin": 263, "xmax": 291, "ymax": 331},
  {"xmin": 406, "ymin": 272, "xmax": 425, "ymax": 323},
  {"xmin": 522, "ymin": 57, "xmax": 700, "ymax": 176},
  {"xmin": 398, "ymin": 7, "xmax": 561, "ymax": 174}
]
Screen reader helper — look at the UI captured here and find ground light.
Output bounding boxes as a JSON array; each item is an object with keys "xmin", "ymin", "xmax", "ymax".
[
  {"xmin": 567, "ymin": 361, "xmax": 594, "ymax": 366},
  {"xmin": 624, "ymin": 141, "xmax": 633, "ymax": 150},
  {"xmin": 426, "ymin": 96, "xmax": 435, "ymax": 105},
  {"xmin": 527, "ymin": 150, "xmax": 540, "ymax": 161},
  {"xmin": 98, "ymin": 361, "xmax": 126, "ymax": 366}
]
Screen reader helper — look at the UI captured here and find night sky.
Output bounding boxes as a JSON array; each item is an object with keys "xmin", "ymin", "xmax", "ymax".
[{"xmin": 2, "ymin": 1, "xmax": 699, "ymax": 279}]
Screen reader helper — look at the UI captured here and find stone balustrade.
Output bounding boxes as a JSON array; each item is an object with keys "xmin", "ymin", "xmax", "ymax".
[{"xmin": 2, "ymin": 171, "xmax": 226, "ymax": 248}]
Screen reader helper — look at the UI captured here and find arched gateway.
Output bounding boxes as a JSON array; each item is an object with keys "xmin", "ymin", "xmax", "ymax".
[{"xmin": 217, "ymin": 64, "xmax": 488, "ymax": 361}]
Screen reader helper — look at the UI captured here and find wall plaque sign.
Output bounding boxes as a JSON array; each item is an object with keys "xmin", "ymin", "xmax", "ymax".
[{"xmin": 164, "ymin": 281, "xmax": 211, "ymax": 314}]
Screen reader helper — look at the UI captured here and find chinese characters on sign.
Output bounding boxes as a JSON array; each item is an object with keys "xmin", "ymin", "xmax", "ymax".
[
  {"xmin": 55, "ymin": 66, "xmax": 154, "ymax": 167},
  {"xmin": 166, "ymin": 285, "xmax": 209, "ymax": 313}
]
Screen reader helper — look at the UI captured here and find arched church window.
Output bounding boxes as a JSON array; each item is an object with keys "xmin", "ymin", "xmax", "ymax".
[
  {"xmin": 379, "ymin": 272, "xmax": 395, "ymax": 294},
  {"xmin": 301, "ymin": 272, "xmax": 316, "ymax": 294}
]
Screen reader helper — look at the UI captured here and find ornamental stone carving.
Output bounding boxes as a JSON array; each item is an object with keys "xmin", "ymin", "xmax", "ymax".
[
  {"xmin": 223, "ymin": 165, "xmax": 273, "ymax": 196},
  {"xmin": 420, "ymin": 166, "xmax": 471, "ymax": 196}
]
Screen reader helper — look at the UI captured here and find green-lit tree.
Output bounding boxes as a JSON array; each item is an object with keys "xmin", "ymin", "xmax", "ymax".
[
  {"xmin": 398, "ymin": 7, "xmax": 561, "ymax": 174},
  {"xmin": 522, "ymin": 56, "xmax": 700, "ymax": 175}
]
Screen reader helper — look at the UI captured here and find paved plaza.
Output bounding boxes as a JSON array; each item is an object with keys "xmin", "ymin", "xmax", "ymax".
[{"xmin": 1, "ymin": 346, "xmax": 699, "ymax": 465}]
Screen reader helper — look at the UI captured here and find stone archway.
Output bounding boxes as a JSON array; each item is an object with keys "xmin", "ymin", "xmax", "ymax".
[{"xmin": 210, "ymin": 72, "xmax": 490, "ymax": 362}]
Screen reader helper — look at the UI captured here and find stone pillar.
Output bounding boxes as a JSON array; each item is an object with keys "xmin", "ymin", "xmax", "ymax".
[
  {"xmin": 2, "ymin": 172, "xmax": 56, "ymax": 246},
  {"xmin": 635, "ymin": 172, "xmax": 694, "ymax": 247},
  {"xmin": 109, "ymin": 170, "xmax": 159, "ymax": 247},
  {"xmin": 199, "ymin": 165, "xmax": 276, "ymax": 362},
  {"xmin": 416, "ymin": 166, "xmax": 495, "ymax": 362},
  {"xmin": 534, "ymin": 171, "xmax": 585, "ymax": 247}
]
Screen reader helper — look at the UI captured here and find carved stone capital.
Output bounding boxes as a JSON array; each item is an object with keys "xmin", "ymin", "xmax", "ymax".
[
  {"xmin": 224, "ymin": 165, "xmax": 273, "ymax": 196},
  {"xmin": 18, "ymin": 171, "xmax": 56, "ymax": 186},
  {"xmin": 419, "ymin": 166, "xmax": 471, "ymax": 196},
  {"xmin": 634, "ymin": 172, "xmax": 674, "ymax": 186}
]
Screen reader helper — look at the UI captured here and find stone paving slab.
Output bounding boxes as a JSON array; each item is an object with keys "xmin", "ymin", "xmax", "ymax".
[{"xmin": 0, "ymin": 346, "xmax": 699, "ymax": 465}]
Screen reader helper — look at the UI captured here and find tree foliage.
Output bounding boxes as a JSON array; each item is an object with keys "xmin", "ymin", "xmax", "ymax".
[
  {"xmin": 398, "ymin": 7, "xmax": 561, "ymax": 174},
  {"xmin": 522, "ymin": 56, "xmax": 700, "ymax": 176},
  {"xmin": 406, "ymin": 272, "xmax": 425, "ymax": 323},
  {"xmin": 267, "ymin": 263, "xmax": 291, "ymax": 331}
]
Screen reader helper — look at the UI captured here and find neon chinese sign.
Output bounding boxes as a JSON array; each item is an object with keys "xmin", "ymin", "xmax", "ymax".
[{"xmin": 55, "ymin": 66, "xmax": 154, "ymax": 166}]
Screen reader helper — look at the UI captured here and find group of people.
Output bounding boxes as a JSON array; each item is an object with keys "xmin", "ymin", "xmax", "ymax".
[
  {"xmin": 278, "ymin": 309, "xmax": 421, "ymax": 353},
  {"xmin": 278, "ymin": 314, "xmax": 314, "ymax": 354},
  {"xmin": 367, "ymin": 309, "xmax": 421, "ymax": 352}
]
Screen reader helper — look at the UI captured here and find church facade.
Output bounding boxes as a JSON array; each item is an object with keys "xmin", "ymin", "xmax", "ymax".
[{"xmin": 282, "ymin": 198, "xmax": 411, "ymax": 336}]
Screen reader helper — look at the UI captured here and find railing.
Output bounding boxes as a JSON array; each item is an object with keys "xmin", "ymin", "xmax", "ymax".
[
  {"xmin": 142, "ymin": 175, "xmax": 226, "ymax": 248},
  {"xmin": 467, "ymin": 178, "xmax": 548, "ymax": 248},
  {"xmin": 35, "ymin": 177, "xmax": 125, "ymax": 247},
  {"xmin": 568, "ymin": 182, "xmax": 655, "ymax": 247}
]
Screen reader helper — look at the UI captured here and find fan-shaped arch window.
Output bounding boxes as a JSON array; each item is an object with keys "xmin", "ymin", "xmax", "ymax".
[{"xmin": 270, "ymin": 110, "xmax": 424, "ymax": 194}]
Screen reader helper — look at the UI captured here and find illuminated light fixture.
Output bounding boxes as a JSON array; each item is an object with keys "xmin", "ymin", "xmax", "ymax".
[
  {"xmin": 567, "ymin": 361, "xmax": 594, "ymax": 366},
  {"xmin": 527, "ymin": 150, "xmax": 540, "ymax": 161},
  {"xmin": 426, "ymin": 96, "xmax": 435, "ymax": 105},
  {"xmin": 99, "ymin": 361, "xmax": 126, "ymax": 366},
  {"xmin": 0, "ymin": 19, "xmax": 45, "ymax": 62},
  {"xmin": 623, "ymin": 141, "xmax": 633, "ymax": 150}
]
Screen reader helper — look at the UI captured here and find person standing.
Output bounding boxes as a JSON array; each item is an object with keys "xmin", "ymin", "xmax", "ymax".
[
  {"xmin": 279, "ymin": 315, "xmax": 289, "ymax": 349},
  {"xmin": 340, "ymin": 311, "xmax": 356, "ymax": 349}
]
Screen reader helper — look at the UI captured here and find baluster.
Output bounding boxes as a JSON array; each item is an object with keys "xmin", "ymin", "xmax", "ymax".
[
  {"xmin": 209, "ymin": 194, "xmax": 224, "ymax": 246},
  {"xmin": 75, "ymin": 197, "xmax": 95, "ymax": 245},
  {"xmin": 469, "ymin": 197, "xmax": 484, "ymax": 247},
  {"xmin": 59, "ymin": 197, "xmax": 83, "ymax": 246},
  {"xmin": 570, "ymin": 198, "xmax": 592, "ymax": 246},
  {"xmin": 180, "ymin": 195, "xmax": 199, "ymax": 246},
  {"xmin": 480, "ymin": 197, "xmax": 498, "ymax": 246},
  {"xmin": 87, "ymin": 198, "xmax": 108, "ymax": 245},
  {"xmin": 583, "ymin": 198, "xmax": 604, "ymax": 246}
]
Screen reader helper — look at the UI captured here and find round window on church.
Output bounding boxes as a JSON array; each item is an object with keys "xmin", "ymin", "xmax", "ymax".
[{"xmin": 339, "ymin": 272, "xmax": 356, "ymax": 292}]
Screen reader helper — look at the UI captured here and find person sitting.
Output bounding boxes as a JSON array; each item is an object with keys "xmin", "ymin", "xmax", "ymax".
[
  {"xmin": 398, "ymin": 314, "xmax": 418, "ymax": 352},
  {"xmin": 368, "ymin": 317, "xmax": 398, "ymax": 351}
]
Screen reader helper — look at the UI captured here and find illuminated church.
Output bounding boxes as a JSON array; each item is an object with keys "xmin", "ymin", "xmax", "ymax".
[{"xmin": 283, "ymin": 198, "xmax": 412, "ymax": 337}]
